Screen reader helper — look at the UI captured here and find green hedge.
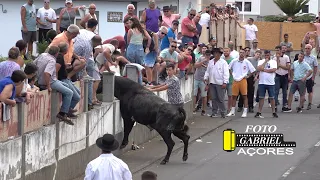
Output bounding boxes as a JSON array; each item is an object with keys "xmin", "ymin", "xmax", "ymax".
[{"xmin": 264, "ymin": 14, "xmax": 316, "ymax": 22}]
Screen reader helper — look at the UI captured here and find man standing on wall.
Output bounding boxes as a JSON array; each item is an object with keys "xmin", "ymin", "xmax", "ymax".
[
  {"xmin": 181, "ymin": 9, "xmax": 197, "ymax": 45},
  {"xmin": 80, "ymin": 4, "xmax": 99, "ymax": 34},
  {"xmin": 36, "ymin": 0, "xmax": 57, "ymax": 43},
  {"xmin": 124, "ymin": 4, "xmax": 138, "ymax": 45},
  {"xmin": 237, "ymin": 18, "xmax": 258, "ymax": 49},
  {"xmin": 21, "ymin": 0, "xmax": 37, "ymax": 60},
  {"xmin": 141, "ymin": 0, "xmax": 161, "ymax": 33}
]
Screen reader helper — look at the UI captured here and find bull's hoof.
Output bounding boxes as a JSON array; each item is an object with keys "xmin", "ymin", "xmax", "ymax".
[
  {"xmin": 120, "ymin": 142, "xmax": 128, "ymax": 149},
  {"xmin": 183, "ymin": 153, "xmax": 188, "ymax": 161},
  {"xmin": 160, "ymin": 159, "xmax": 168, "ymax": 165}
]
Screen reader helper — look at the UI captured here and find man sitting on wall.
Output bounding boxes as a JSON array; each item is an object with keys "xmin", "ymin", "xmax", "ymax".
[{"xmin": 34, "ymin": 45, "xmax": 78, "ymax": 125}]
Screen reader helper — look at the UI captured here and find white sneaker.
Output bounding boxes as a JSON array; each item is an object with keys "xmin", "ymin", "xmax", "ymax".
[
  {"xmin": 226, "ymin": 112, "xmax": 235, "ymax": 117},
  {"xmin": 241, "ymin": 111, "xmax": 247, "ymax": 118}
]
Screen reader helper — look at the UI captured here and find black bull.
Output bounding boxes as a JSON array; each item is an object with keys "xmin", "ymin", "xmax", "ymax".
[{"xmin": 114, "ymin": 76, "xmax": 190, "ymax": 165}]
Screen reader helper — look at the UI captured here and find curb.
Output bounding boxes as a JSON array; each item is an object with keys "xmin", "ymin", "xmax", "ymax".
[{"xmin": 131, "ymin": 117, "xmax": 233, "ymax": 174}]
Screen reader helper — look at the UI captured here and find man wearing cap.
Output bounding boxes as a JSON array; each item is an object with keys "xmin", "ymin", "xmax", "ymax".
[
  {"xmin": 36, "ymin": 0, "xmax": 57, "ymax": 43},
  {"xmin": 85, "ymin": 134, "xmax": 132, "ymax": 180},
  {"xmin": 21, "ymin": 0, "xmax": 37, "ymax": 60},
  {"xmin": 141, "ymin": 0, "xmax": 161, "ymax": 33},
  {"xmin": 162, "ymin": 6, "xmax": 180, "ymax": 28},
  {"xmin": 80, "ymin": 4, "xmax": 99, "ymax": 34},
  {"xmin": 160, "ymin": 20, "xmax": 179, "ymax": 50},
  {"xmin": 204, "ymin": 48, "xmax": 229, "ymax": 118}
]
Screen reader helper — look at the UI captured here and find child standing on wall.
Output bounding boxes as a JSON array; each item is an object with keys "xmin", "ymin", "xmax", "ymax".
[{"xmin": 148, "ymin": 63, "xmax": 184, "ymax": 108}]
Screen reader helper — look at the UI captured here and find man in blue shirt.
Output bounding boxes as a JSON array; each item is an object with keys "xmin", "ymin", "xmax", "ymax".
[
  {"xmin": 283, "ymin": 52, "xmax": 313, "ymax": 113},
  {"xmin": 160, "ymin": 20, "xmax": 179, "ymax": 50}
]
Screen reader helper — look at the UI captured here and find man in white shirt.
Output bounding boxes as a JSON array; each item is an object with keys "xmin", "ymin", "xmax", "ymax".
[
  {"xmin": 204, "ymin": 48, "xmax": 229, "ymax": 118},
  {"xmin": 255, "ymin": 50, "xmax": 278, "ymax": 118},
  {"xmin": 36, "ymin": 0, "xmax": 57, "ymax": 42},
  {"xmin": 237, "ymin": 18, "xmax": 258, "ymax": 49},
  {"xmin": 85, "ymin": 134, "xmax": 132, "ymax": 180},
  {"xmin": 227, "ymin": 49, "xmax": 256, "ymax": 118},
  {"xmin": 221, "ymin": 41, "xmax": 239, "ymax": 59},
  {"xmin": 199, "ymin": 6, "xmax": 210, "ymax": 27}
]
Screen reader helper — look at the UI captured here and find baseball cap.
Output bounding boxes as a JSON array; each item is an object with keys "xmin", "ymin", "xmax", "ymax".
[
  {"xmin": 65, "ymin": 0, "xmax": 72, "ymax": 3},
  {"xmin": 172, "ymin": 20, "xmax": 179, "ymax": 25},
  {"xmin": 198, "ymin": 43, "xmax": 206, "ymax": 47}
]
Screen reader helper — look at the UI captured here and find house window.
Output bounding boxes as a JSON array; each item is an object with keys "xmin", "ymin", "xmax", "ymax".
[
  {"xmin": 235, "ymin": 1, "xmax": 252, "ymax": 12},
  {"xmin": 302, "ymin": 5, "xmax": 309, "ymax": 13},
  {"xmin": 244, "ymin": 2, "xmax": 252, "ymax": 12}
]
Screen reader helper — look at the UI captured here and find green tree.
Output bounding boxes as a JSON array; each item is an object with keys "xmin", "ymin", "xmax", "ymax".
[{"xmin": 273, "ymin": 0, "xmax": 310, "ymax": 17}]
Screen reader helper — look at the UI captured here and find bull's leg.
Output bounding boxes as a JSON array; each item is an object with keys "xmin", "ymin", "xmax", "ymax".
[
  {"xmin": 157, "ymin": 130, "xmax": 175, "ymax": 165},
  {"xmin": 173, "ymin": 130, "xmax": 190, "ymax": 162},
  {"xmin": 120, "ymin": 117, "xmax": 134, "ymax": 149}
]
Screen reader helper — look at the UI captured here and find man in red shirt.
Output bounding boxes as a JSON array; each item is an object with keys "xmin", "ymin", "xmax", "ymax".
[
  {"xmin": 103, "ymin": 36, "xmax": 126, "ymax": 55},
  {"xmin": 178, "ymin": 45, "xmax": 193, "ymax": 80},
  {"xmin": 181, "ymin": 9, "xmax": 197, "ymax": 45}
]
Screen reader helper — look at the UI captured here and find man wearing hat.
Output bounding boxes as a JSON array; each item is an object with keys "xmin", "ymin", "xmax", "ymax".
[
  {"xmin": 85, "ymin": 134, "xmax": 132, "ymax": 180},
  {"xmin": 161, "ymin": 20, "xmax": 179, "ymax": 50},
  {"xmin": 204, "ymin": 48, "xmax": 230, "ymax": 118},
  {"xmin": 162, "ymin": 6, "xmax": 180, "ymax": 28}
]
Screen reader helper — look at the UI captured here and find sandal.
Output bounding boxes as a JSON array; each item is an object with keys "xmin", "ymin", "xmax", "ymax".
[{"xmin": 92, "ymin": 100, "xmax": 102, "ymax": 105}]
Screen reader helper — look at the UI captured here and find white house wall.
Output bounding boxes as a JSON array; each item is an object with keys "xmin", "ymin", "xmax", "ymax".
[{"xmin": 0, "ymin": 0, "xmax": 132, "ymax": 56}]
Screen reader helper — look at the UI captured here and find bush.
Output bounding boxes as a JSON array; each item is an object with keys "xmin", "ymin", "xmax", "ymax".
[
  {"xmin": 263, "ymin": 13, "xmax": 315, "ymax": 22},
  {"xmin": 37, "ymin": 40, "xmax": 49, "ymax": 54}
]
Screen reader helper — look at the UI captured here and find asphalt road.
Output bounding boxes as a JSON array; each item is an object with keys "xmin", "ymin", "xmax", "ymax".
[{"xmin": 131, "ymin": 80, "xmax": 320, "ymax": 180}]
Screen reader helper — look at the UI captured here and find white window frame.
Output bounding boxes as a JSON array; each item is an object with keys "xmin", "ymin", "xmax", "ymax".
[{"xmin": 234, "ymin": 0, "xmax": 260, "ymax": 15}]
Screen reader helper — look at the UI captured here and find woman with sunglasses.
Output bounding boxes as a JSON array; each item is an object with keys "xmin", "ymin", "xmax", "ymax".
[{"xmin": 126, "ymin": 18, "xmax": 151, "ymax": 65}]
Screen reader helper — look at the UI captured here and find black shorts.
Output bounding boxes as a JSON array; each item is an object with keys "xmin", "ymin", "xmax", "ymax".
[{"xmin": 306, "ymin": 78, "xmax": 314, "ymax": 93}]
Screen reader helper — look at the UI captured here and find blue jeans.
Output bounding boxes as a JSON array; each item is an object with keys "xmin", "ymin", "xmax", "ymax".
[
  {"xmin": 258, "ymin": 84, "xmax": 275, "ymax": 99},
  {"xmin": 51, "ymin": 80, "xmax": 78, "ymax": 113},
  {"xmin": 86, "ymin": 60, "xmax": 95, "ymax": 105},
  {"xmin": 61, "ymin": 79, "xmax": 81, "ymax": 109},
  {"xmin": 275, "ymin": 74, "xmax": 288, "ymax": 106},
  {"xmin": 181, "ymin": 36, "xmax": 193, "ymax": 45},
  {"xmin": 126, "ymin": 43, "xmax": 144, "ymax": 65}
]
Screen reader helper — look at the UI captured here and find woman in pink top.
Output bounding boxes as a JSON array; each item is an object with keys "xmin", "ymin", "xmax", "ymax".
[{"xmin": 162, "ymin": 6, "xmax": 180, "ymax": 28}]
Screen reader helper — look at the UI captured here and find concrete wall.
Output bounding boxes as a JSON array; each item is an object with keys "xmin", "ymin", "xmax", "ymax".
[{"xmin": 0, "ymin": 74, "xmax": 194, "ymax": 180}]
